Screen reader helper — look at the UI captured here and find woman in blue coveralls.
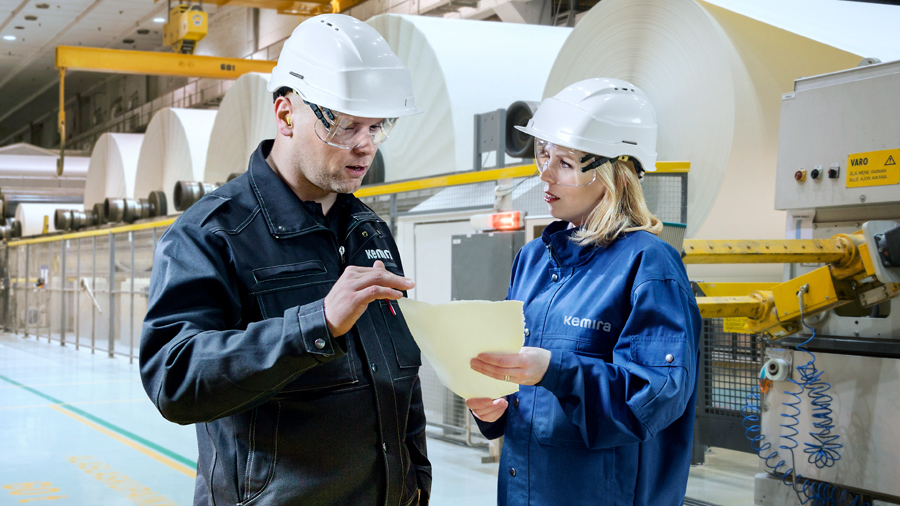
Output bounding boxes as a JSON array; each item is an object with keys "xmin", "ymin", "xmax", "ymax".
[{"xmin": 466, "ymin": 78, "xmax": 701, "ymax": 506}]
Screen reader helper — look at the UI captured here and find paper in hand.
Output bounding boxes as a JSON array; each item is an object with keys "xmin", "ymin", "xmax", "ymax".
[{"xmin": 397, "ymin": 298, "xmax": 525, "ymax": 399}]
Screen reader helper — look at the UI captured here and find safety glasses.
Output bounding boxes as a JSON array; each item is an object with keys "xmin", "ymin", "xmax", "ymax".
[
  {"xmin": 534, "ymin": 139, "xmax": 633, "ymax": 186},
  {"xmin": 306, "ymin": 101, "xmax": 397, "ymax": 150}
]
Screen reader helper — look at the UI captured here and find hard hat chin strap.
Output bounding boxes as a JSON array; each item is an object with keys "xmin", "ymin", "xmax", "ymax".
[{"xmin": 580, "ymin": 153, "xmax": 644, "ymax": 177}]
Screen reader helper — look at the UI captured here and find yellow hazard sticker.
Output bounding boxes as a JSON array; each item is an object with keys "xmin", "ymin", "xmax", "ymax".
[
  {"xmin": 723, "ymin": 317, "xmax": 748, "ymax": 333},
  {"xmin": 846, "ymin": 148, "xmax": 900, "ymax": 188}
]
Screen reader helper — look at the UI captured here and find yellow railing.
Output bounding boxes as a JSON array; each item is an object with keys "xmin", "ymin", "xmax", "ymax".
[
  {"xmin": 355, "ymin": 161, "xmax": 690, "ymax": 198},
  {"xmin": 6, "ymin": 160, "xmax": 690, "ymax": 246},
  {"xmin": 7, "ymin": 218, "xmax": 177, "ymax": 247}
]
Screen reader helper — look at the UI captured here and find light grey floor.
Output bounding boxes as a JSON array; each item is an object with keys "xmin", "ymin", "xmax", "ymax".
[{"xmin": 0, "ymin": 332, "xmax": 758, "ymax": 505}]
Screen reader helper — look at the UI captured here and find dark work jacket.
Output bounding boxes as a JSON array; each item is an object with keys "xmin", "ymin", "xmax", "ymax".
[
  {"xmin": 140, "ymin": 140, "xmax": 431, "ymax": 506},
  {"xmin": 476, "ymin": 221, "xmax": 700, "ymax": 506}
]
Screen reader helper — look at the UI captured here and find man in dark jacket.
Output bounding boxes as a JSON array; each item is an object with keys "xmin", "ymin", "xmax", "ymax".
[{"xmin": 139, "ymin": 13, "xmax": 430, "ymax": 506}]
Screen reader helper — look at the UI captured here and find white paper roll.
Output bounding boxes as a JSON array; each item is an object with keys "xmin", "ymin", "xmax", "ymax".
[
  {"xmin": 14, "ymin": 203, "xmax": 78, "ymax": 237},
  {"xmin": 0, "ymin": 143, "xmax": 56, "ymax": 156},
  {"xmin": 84, "ymin": 133, "xmax": 144, "ymax": 210},
  {"xmin": 0, "ymin": 154, "xmax": 88, "ymax": 178},
  {"xmin": 133, "ymin": 108, "xmax": 217, "ymax": 211},
  {"xmin": 204, "ymin": 73, "xmax": 275, "ymax": 184},
  {"xmin": 368, "ymin": 14, "xmax": 571, "ymax": 181},
  {"xmin": 544, "ymin": 0, "xmax": 894, "ymax": 281}
]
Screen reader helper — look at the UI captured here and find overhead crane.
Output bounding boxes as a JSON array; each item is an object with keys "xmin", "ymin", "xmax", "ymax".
[{"xmin": 53, "ymin": 46, "xmax": 277, "ymax": 176}]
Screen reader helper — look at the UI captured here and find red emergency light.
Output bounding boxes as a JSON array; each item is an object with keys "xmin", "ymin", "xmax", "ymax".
[{"xmin": 470, "ymin": 211, "xmax": 523, "ymax": 231}]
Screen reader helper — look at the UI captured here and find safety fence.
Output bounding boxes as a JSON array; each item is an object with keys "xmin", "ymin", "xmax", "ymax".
[
  {"xmin": 0, "ymin": 162, "xmax": 694, "ymax": 451},
  {"xmin": 694, "ymin": 318, "xmax": 763, "ymax": 459}
]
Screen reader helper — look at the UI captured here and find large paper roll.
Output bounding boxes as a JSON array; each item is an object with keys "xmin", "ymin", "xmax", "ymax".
[
  {"xmin": 84, "ymin": 133, "xmax": 144, "ymax": 210},
  {"xmin": 14, "ymin": 203, "xmax": 78, "ymax": 237},
  {"xmin": 368, "ymin": 14, "xmax": 571, "ymax": 181},
  {"xmin": 133, "ymin": 108, "xmax": 217, "ymax": 210},
  {"xmin": 204, "ymin": 73, "xmax": 275, "ymax": 184},
  {"xmin": 544, "ymin": 0, "xmax": 896, "ymax": 281},
  {"xmin": 0, "ymin": 154, "xmax": 88, "ymax": 178}
]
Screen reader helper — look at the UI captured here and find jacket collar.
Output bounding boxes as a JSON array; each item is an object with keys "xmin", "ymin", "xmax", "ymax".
[
  {"xmin": 248, "ymin": 140, "xmax": 376, "ymax": 238},
  {"xmin": 541, "ymin": 220, "xmax": 601, "ymax": 267}
]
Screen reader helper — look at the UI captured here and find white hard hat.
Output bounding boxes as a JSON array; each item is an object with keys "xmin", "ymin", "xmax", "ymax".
[
  {"xmin": 268, "ymin": 14, "xmax": 420, "ymax": 118},
  {"xmin": 517, "ymin": 78, "xmax": 658, "ymax": 172}
]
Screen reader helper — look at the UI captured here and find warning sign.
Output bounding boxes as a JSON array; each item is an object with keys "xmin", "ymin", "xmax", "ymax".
[
  {"xmin": 846, "ymin": 148, "xmax": 900, "ymax": 188},
  {"xmin": 723, "ymin": 317, "xmax": 749, "ymax": 333}
]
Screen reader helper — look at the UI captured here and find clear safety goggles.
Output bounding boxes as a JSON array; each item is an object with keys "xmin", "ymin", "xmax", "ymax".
[
  {"xmin": 535, "ymin": 139, "xmax": 633, "ymax": 187},
  {"xmin": 305, "ymin": 101, "xmax": 397, "ymax": 150}
]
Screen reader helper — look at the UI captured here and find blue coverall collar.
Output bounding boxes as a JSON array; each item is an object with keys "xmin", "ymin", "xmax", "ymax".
[{"xmin": 541, "ymin": 220, "xmax": 603, "ymax": 267}]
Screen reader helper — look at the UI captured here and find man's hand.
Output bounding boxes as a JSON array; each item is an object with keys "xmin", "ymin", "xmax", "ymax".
[
  {"xmin": 470, "ymin": 347, "xmax": 552, "ymax": 386},
  {"xmin": 324, "ymin": 260, "xmax": 414, "ymax": 336},
  {"xmin": 465, "ymin": 397, "xmax": 508, "ymax": 423}
]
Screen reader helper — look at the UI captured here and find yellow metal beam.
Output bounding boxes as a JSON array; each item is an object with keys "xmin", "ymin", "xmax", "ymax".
[
  {"xmin": 697, "ymin": 296, "xmax": 766, "ymax": 319},
  {"xmin": 355, "ymin": 161, "xmax": 690, "ymax": 198},
  {"xmin": 55, "ymin": 46, "xmax": 276, "ymax": 79},
  {"xmin": 653, "ymin": 161, "xmax": 690, "ymax": 174},
  {"xmin": 355, "ymin": 165, "xmax": 538, "ymax": 198},
  {"xmin": 681, "ymin": 238, "xmax": 852, "ymax": 265},
  {"xmin": 695, "ymin": 282, "xmax": 778, "ymax": 297}
]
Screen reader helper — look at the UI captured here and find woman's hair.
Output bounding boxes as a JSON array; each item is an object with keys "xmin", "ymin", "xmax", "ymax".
[{"xmin": 572, "ymin": 160, "xmax": 663, "ymax": 247}]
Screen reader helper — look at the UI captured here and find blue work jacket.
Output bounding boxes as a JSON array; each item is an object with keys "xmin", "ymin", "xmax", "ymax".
[
  {"xmin": 140, "ymin": 140, "xmax": 430, "ymax": 506},
  {"xmin": 476, "ymin": 221, "xmax": 701, "ymax": 506}
]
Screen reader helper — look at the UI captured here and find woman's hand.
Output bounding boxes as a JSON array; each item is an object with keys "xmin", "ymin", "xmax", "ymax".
[
  {"xmin": 470, "ymin": 347, "xmax": 552, "ymax": 386},
  {"xmin": 465, "ymin": 397, "xmax": 508, "ymax": 423}
]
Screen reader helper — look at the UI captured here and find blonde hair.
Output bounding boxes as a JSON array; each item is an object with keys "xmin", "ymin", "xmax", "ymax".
[{"xmin": 572, "ymin": 160, "xmax": 662, "ymax": 247}]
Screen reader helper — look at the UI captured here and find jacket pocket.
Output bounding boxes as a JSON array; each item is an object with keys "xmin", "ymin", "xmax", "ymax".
[
  {"xmin": 237, "ymin": 403, "xmax": 280, "ymax": 505},
  {"xmin": 382, "ymin": 299, "xmax": 421, "ymax": 376},
  {"xmin": 252, "ymin": 260, "xmax": 327, "ymax": 284},
  {"xmin": 531, "ymin": 386, "xmax": 588, "ymax": 447},
  {"xmin": 255, "ymin": 281, "xmax": 331, "ymax": 320}
]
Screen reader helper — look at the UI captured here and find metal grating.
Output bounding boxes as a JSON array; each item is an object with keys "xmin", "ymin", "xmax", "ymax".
[
  {"xmin": 702, "ymin": 318, "xmax": 761, "ymax": 415},
  {"xmin": 642, "ymin": 173, "xmax": 688, "ymax": 225}
]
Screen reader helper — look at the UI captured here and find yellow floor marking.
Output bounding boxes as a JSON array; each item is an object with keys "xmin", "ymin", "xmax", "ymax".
[
  {"xmin": 0, "ymin": 398, "xmax": 149, "ymax": 410},
  {"xmin": 49, "ymin": 404, "xmax": 197, "ymax": 479}
]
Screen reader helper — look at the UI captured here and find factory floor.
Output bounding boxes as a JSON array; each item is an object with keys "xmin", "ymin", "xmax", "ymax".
[{"xmin": 0, "ymin": 332, "xmax": 758, "ymax": 505}]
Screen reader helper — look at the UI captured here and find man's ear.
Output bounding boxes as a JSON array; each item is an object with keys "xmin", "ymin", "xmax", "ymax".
[{"xmin": 275, "ymin": 96, "xmax": 294, "ymax": 137}]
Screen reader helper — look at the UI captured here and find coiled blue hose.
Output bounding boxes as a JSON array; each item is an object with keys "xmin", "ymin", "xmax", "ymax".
[{"xmin": 740, "ymin": 293, "xmax": 869, "ymax": 505}]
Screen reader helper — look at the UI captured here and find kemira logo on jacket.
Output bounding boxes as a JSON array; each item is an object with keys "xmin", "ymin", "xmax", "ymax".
[
  {"xmin": 564, "ymin": 315, "xmax": 612, "ymax": 333},
  {"xmin": 365, "ymin": 249, "xmax": 394, "ymax": 260}
]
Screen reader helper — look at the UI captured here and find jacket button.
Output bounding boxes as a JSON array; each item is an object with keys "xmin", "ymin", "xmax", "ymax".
[
  {"xmin": 665, "ymin": 354, "xmax": 674, "ymax": 363},
  {"xmin": 371, "ymin": 363, "xmax": 378, "ymax": 373},
  {"xmin": 314, "ymin": 338, "xmax": 326, "ymax": 349},
  {"xmin": 512, "ymin": 396, "xmax": 519, "ymax": 408},
  {"xmin": 551, "ymin": 274, "xmax": 558, "ymax": 282},
  {"xmin": 524, "ymin": 328, "xmax": 530, "ymax": 337},
  {"xmin": 382, "ymin": 443, "xmax": 388, "ymax": 452},
  {"xmin": 510, "ymin": 468, "xmax": 516, "ymax": 477}
]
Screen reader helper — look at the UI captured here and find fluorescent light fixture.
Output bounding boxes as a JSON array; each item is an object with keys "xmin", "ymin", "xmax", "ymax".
[
  {"xmin": 153, "ymin": 17, "xmax": 166, "ymax": 23},
  {"xmin": 2, "ymin": 35, "xmax": 16, "ymax": 41}
]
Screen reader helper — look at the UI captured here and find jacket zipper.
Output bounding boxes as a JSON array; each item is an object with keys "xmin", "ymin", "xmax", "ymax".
[{"xmin": 546, "ymin": 243, "xmax": 561, "ymax": 267}]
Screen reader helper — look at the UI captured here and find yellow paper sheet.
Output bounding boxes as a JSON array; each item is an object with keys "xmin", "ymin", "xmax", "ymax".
[{"xmin": 397, "ymin": 298, "xmax": 525, "ymax": 400}]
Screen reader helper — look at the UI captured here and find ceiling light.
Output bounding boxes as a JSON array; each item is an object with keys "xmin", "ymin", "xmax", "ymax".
[
  {"xmin": 3, "ymin": 35, "xmax": 16, "ymax": 41},
  {"xmin": 36, "ymin": 3, "xmax": 50, "ymax": 8},
  {"xmin": 123, "ymin": 38, "xmax": 135, "ymax": 44},
  {"xmin": 153, "ymin": 17, "xmax": 166, "ymax": 23},
  {"xmin": 137, "ymin": 29, "xmax": 150, "ymax": 35},
  {"xmin": 24, "ymin": 15, "xmax": 37, "ymax": 21},
  {"xmin": 14, "ymin": 26, "xmax": 24, "ymax": 29}
]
